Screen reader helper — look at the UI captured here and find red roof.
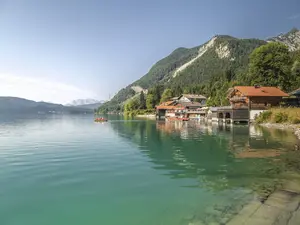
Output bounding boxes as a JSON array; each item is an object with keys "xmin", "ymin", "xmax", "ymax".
[{"xmin": 234, "ymin": 86, "xmax": 289, "ymax": 97}]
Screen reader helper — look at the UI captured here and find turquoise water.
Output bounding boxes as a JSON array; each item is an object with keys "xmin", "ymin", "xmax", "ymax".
[{"xmin": 0, "ymin": 115, "xmax": 297, "ymax": 225}]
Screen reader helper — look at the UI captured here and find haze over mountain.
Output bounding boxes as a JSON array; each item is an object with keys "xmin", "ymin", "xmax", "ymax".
[
  {"xmin": 66, "ymin": 99, "xmax": 105, "ymax": 110},
  {"xmin": 0, "ymin": 97, "xmax": 93, "ymax": 115},
  {"xmin": 66, "ymin": 99, "xmax": 104, "ymax": 106}
]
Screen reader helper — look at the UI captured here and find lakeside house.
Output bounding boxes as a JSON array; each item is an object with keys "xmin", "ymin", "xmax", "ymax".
[
  {"xmin": 156, "ymin": 94, "xmax": 207, "ymax": 119},
  {"xmin": 156, "ymin": 86, "xmax": 289, "ymax": 123},
  {"xmin": 214, "ymin": 86, "xmax": 289, "ymax": 123}
]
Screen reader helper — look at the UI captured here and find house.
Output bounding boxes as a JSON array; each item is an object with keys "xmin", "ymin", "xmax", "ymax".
[
  {"xmin": 207, "ymin": 107, "xmax": 219, "ymax": 122},
  {"xmin": 227, "ymin": 86, "xmax": 289, "ymax": 121},
  {"xmin": 178, "ymin": 94, "xmax": 207, "ymax": 105},
  {"xmin": 156, "ymin": 94, "xmax": 207, "ymax": 119},
  {"xmin": 286, "ymin": 88, "xmax": 300, "ymax": 106}
]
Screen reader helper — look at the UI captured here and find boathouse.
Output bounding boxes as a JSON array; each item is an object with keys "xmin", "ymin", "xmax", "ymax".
[
  {"xmin": 156, "ymin": 94, "xmax": 207, "ymax": 119},
  {"xmin": 226, "ymin": 86, "xmax": 289, "ymax": 122}
]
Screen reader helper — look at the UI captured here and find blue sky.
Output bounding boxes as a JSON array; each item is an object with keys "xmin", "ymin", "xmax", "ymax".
[{"xmin": 0, "ymin": 0, "xmax": 299, "ymax": 103}]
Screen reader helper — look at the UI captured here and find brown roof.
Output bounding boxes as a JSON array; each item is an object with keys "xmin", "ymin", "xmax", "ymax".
[
  {"xmin": 159, "ymin": 101, "xmax": 175, "ymax": 106},
  {"xmin": 182, "ymin": 94, "xmax": 206, "ymax": 99},
  {"xmin": 234, "ymin": 86, "xmax": 289, "ymax": 97},
  {"xmin": 180, "ymin": 102, "xmax": 203, "ymax": 107}
]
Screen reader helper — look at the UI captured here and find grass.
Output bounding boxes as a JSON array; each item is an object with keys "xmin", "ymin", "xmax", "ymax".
[{"xmin": 256, "ymin": 107, "xmax": 300, "ymax": 124}]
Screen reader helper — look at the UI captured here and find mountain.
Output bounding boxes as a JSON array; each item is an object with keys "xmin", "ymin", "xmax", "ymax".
[
  {"xmin": 267, "ymin": 28, "xmax": 300, "ymax": 51},
  {"xmin": 66, "ymin": 99, "xmax": 103, "ymax": 106},
  {"xmin": 72, "ymin": 102, "xmax": 104, "ymax": 110},
  {"xmin": 0, "ymin": 97, "xmax": 93, "ymax": 114},
  {"xmin": 99, "ymin": 28, "xmax": 300, "ymax": 113}
]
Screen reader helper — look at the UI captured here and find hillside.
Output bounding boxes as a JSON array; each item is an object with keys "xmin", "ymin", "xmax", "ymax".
[
  {"xmin": 99, "ymin": 28, "xmax": 300, "ymax": 113},
  {"xmin": 0, "ymin": 97, "xmax": 93, "ymax": 114}
]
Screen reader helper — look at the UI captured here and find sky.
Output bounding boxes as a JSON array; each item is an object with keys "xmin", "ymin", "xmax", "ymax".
[{"xmin": 0, "ymin": 0, "xmax": 299, "ymax": 104}]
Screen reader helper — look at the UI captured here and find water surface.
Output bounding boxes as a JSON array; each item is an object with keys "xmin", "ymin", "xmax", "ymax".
[{"xmin": 0, "ymin": 115, "xmax": 297, "ymax": 225}]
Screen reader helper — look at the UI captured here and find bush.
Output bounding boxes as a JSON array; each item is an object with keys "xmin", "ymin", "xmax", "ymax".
[
  {"xmin": 256, "ymin": 111, "xmax": 272, "ymax": 124},
  {"xmin": 290, "ymin": 117, "xmax": 300, "ymax": 124},
  {"xmin": 273, "ymin": 112, "xmax": 288, "ymax": 123}
]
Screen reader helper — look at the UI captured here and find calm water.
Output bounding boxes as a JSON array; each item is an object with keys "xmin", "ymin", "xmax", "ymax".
[{"xmin": 0, "ymin": 115, "xmax": 297, "ymax": 225}]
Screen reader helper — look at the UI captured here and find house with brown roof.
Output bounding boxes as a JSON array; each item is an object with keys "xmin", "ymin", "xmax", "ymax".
[{"xmin": 227, "ymin": 86, "xmax": 288, "ymax": 120}]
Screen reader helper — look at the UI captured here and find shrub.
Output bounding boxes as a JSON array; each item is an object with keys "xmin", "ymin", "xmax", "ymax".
[
  {"xmin": 291, "ymin": 117, "xmax": 300, "ymax": 124},
  {"xmin": 273, "ymin": 112, "xmax": 288, "ymax": 123},
  {"xmin": 256, "ymin": 111, "xmax": 272, "ymax": 123}
]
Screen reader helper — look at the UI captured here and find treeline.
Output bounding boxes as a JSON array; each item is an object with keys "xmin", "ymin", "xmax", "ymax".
[{"xmin": 99, "ymin": 42, "xmax": 300, "ymax": 115}]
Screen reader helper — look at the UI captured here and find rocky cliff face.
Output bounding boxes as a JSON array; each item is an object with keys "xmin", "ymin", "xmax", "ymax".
[{"xmin": 268, "ymin": 28, "xmax": 300, "ymax": 51}]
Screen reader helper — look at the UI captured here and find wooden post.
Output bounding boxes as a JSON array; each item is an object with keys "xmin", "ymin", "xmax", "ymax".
[{"xmin": 248, "ymin": 97, "xmax": 251, "ymax": 123}]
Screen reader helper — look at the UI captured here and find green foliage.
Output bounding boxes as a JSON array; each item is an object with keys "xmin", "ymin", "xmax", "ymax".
[
  {"xmin": 290, "ymin": 117, "xmax": 300, "ymax": 124},
  {"xmin": 274, "ymin": 112, "xmax": 288, "ymax": 123},
  {"xmin": 99, "ymin": 30, "xmax": 300, "ymax": 114},
  {"xmin": 248, "ymin": 42, "xmax": 293, "ymax": 91},
  {"xmin": 256, "ymin": 111, "xmax": 273, "ymax": 124},
  {"xmin": 98, "ymin": 88, "xmax": 135, "ymax": 113},
  {"xmin": 160, "ymin": 88, "xmax": 173, "ymax": 103},
  {"xmin": 139, "ymin": 92, "xmax": 146, "ymax": 109},
  {"xmin": 124, "ymin": 98, "xmax": 139, "ymax": 113},
  {"xmin": 148, "ymin": 85, "xmax": 164, "ymax": 107},
  {"xmin": 133, "ymin": 47, "xmax": 199, "ymax": 88},
  {"xmin": 170, "ymin": 37, "xmax": 266, "ymax": 87},
  {"xmin": 146, "ymin": 94, "xmax": 155, "ymax": 109},
  {"xmin": 124, "ymin": 109, "xmax": 155, "ymax": 117}
]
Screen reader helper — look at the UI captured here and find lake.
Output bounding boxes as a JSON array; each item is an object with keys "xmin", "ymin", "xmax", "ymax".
[{"xmin": 0, "ymin": 115, "xmax": 297, "ymax": 225}]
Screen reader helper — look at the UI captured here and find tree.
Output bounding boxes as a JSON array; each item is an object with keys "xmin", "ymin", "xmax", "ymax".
[
  {"xmin": 248, "ymin": 42, "xmax": 292, "ymax": 91},
  {"xmin": 160, "ymin": 89, "xmax": 173, "ymax": 103},
  {"xmin": 139, "ymin": 91, "xmax": 146, "ymax": 109},
  {"xmin": 124, "ymin": 98, "xmax": 139, "ymax": 112},
  {"xmin": 148, "ymin": 85, "xmax": 164, "ymax": 106},
  {"xmin": 146, "ymin": 94, "xmax": 155, "ymax": 109},
  {"xmin": 291, "ymin": 61, "xmax": 300, "ymax": 90}
]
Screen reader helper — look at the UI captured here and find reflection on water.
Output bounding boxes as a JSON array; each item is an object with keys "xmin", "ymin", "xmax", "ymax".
[{"xmin": 0, "ymin": 116, "xmax": 298, "ymax": 225}]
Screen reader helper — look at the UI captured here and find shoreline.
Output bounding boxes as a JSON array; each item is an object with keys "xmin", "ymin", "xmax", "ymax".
[
  {"xmin": 260, "ymin": 123, "xmax": 300, "ymax": 140},
  {"xmin": 135, "ymin": 114, "xmax": 156, "ymax": 119}
]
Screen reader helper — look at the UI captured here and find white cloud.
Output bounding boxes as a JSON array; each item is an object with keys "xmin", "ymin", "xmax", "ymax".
[{"xmin": 0, "ymin": 74, "xmax": 95, "ymax": 104}]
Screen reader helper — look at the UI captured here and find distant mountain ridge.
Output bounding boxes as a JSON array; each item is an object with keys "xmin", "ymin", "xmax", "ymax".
[
  {"xmin": 0, "ymin": 97, "xmax": 93, "ymax": 114},
  {"xmin": 66, "ymin": 99, "xmax": 104, "ymax": 106}
]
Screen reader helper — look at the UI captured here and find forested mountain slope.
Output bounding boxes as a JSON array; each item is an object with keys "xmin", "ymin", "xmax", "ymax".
[{"xmin": 99, "ymin": 28, "xmax": 300, "ymax": 113}]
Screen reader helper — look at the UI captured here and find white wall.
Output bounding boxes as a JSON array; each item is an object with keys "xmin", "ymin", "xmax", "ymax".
[
  {"xmin": 166, "ymin": 112, "xmax": 176, "ymax": 117},
  {"xmin": 250, "ymin": 110, "xmax": 266, "ymax": 120}
]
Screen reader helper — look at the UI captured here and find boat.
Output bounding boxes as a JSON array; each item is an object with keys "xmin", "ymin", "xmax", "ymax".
[{"xmin": 94, "ymin": 117, "xmax": 108, "ymax": 122}]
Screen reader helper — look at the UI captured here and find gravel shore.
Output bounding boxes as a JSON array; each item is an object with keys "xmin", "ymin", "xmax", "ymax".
[{"xmin": 260, "ymin": 123, "xmax": 300, "ymax": 139}]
